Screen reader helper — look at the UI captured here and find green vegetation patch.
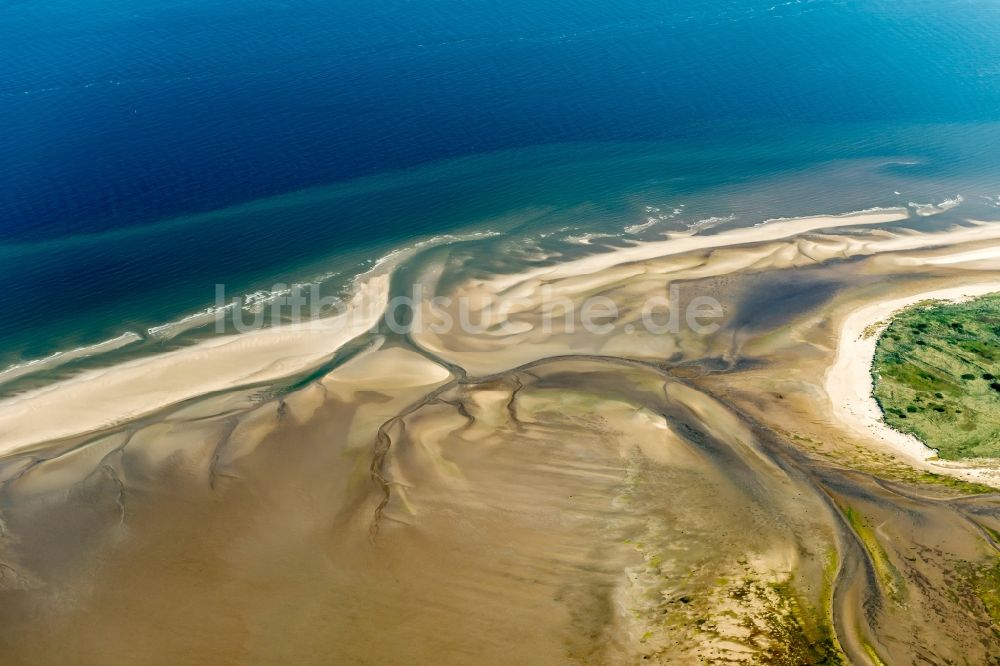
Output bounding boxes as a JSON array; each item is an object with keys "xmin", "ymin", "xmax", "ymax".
[
  {"xmin": 840, "ymin": 505, "xmax": 906, "ymax": 606},
  {"xmin": 872, "ymin": 293, "xmax": 1000, "ymax": 459},
  {"xmin": 953, "ymin": 556, "xmax": 1000, "ymax": 640}
]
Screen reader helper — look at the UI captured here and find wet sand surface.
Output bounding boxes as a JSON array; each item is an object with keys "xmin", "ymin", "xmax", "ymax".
[{"xmin": 2, "ymin": 213, "xmax": 1000, "ymax": 664}]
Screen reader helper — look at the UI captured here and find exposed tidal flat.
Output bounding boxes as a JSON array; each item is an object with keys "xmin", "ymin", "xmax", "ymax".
[
  {"xmin": 8, "ymin": 0, "xmax": 1000, "ymax": 659},
  {"xmin": 2, "ymin": 199, "xmax": 1000, "ymax": 663}
]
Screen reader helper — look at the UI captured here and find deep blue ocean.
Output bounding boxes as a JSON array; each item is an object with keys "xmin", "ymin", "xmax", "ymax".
[{"xmin": 2, "ymin": 0, "xmax": 1000, "ymax": 386}]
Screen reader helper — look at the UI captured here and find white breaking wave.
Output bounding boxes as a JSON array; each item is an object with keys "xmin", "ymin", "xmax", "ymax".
[
  {"xmin": 146, "ymin": 290, "xmax": 299, "ymax": 341},
  {"xmin": 146, "ymin": 304, "xmax": 237, "ymax": 340},
  {"xmin": 0, "ymin": 332, "xmax": 143, "ymax": 388},
  {"xmin": 626, "ymin": 204, "xmax": 685, "ymax": 234},
  {"xmin": 752, "ymin": 206, "xmax": 906, "ymax": 228},
  {"xmin": 146, "ymin": 230, "xmax": 501, "ymax": 341},
  {"xmin": 908, "ymin": 195, "xmax": 964, "ymax": 217},
  {"xmin": 687, "ymin": 214, "xmax": 737, "ymax": 232},
  {"xmin": 624, "ymin": 217, "xmax": 661, "ymax": 234},
  {"xmin": 565, "ymin": 232, "xmax": 620, "ymax": 245},
  {"xmin": 0, "ymin": 231, "xmax": 499, "ymax": 395},
  {"xmin": 0, "ymin": 268, "xmax": 395, "ymax": 456}
]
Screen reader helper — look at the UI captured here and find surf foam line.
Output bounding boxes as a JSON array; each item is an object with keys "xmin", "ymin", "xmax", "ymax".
[
  {"xmin": 486, "ymin": 207, "xmax": 911, "ymax": 291},
  {"xmin": 0, "ymin": 332, "xmax": 144, "ymax": 388},
  {"xmin": 148, "ymin": 230, "xmax": 501, "ymax": 342},
  {"xmin": 0, "ymin": 273, "xmax": 390, "ymax": 457},
  {"xmin": 0, "ymin": 231, "xmax": 501, "ymax": 457}
]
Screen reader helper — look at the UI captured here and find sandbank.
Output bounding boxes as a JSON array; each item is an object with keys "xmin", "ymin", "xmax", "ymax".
[
  {"xmin": 487, "ymin": 208, "xmax": 911, "ymax": 290},
  {"xmin": 0, "ymin": 273, "xmax": 390, "ymax": 457}
]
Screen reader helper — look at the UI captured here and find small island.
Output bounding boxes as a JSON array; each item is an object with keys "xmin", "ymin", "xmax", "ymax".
[{"xmin": 872, "ymin": 293, "xmax": 1000, "ymax": 459}]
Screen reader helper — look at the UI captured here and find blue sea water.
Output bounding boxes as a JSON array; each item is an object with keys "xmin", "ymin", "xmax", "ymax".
[{"xmin": 2, "ymin": 0, "xmax": 1000, "ymax": 383}]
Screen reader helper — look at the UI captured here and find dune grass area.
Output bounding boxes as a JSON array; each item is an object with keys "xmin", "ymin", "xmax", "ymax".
[{"xmin": 872, "ymin": 293, "xmax": 1000, "ymax": 459}]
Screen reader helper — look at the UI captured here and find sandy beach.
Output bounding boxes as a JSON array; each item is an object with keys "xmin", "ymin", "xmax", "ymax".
[
  {"xmin": 824, "ymin": 281, "xmax": 1000, "ymax": 481},
  {"xmin": 0, "ymin": 331, "xmax": 142, "ymax": 387},
  {"xmin": 486, "ymin": 208, "xmax": 912, "ymax": 290},
  {"xmin": 0, "ymin": 272, "xmax": 391, "ymax": 457},
  {"xmin": 415, "ymin": 215, "xmax": 1000, "ymax": 376}
]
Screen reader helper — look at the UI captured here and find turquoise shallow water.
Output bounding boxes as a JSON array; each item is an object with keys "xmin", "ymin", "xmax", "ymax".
[
  {"xmin": 2, "ymin": 0, "xmax": 1000, "ymax": 387},
  {"xmin": 3, "ymin": 123, "xmax": 999, "ymax": 391}
]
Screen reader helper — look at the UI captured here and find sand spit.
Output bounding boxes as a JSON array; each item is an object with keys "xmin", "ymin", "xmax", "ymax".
[
  {"xmin": 487, "ymin": 208, "xmax": 911, "ymax": 290},
  {"xmin": 414, "ymin": 218, "xmax": 1000, "ymax": 376},
  {"xmin": 916, "ymin": 244, "xmax": 1000, "ymax": 265},
  {"xmin": 824, "ymin": 281, "xmax": 1000, "ymax": 485},
  {"xmin": 0, "ymin": 331, "xmax": 143, "ymax": 388},
  {"xmin": 0, "ymin": 272, "xmax": 391, "ymax": 457}
]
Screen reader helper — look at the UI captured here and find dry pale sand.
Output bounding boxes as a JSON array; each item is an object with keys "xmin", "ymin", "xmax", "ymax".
[
  {"xmin": 0, "ymin": 272, "xmax": 391, "ymax": 456},
  {"xmin": 824, "ymin": 280, "xmax": 1000, "ymax": 484},
  {"xmin": 414, "ymin": 219, "xmax": 1000, "ymax": 376},
  {"xmin": 486, "ymin": 208, "xmax": 911, "ymax": 290}
]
